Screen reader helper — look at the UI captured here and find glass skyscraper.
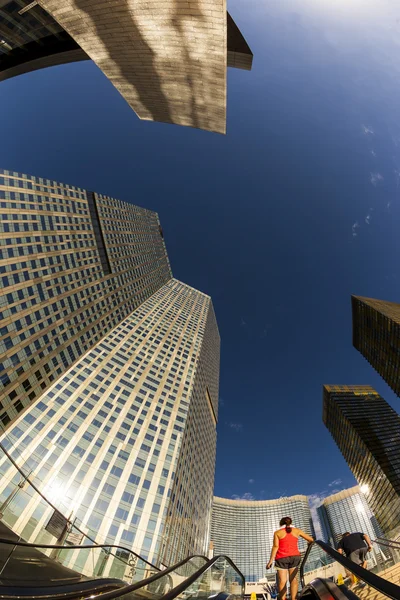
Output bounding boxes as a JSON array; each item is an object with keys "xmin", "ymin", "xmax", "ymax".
[
  {"xmin": 210, "ymin": 495, "xmax": 314, "ymax": 582},
  {"xmin": 317, "ymin": 486, "xmax": 382, "ymax": 546},
  {"xmin": 352, "ymin": 295, "xmax": 400, "ymax": 397},
  {"xmin": 323, "ymin": 385, "xmax": 400, "ymax": 539},
  {"xmin": 0, "ymin": 168, "xmax": 171, "ymax": 430},
  {"xmin": 0, "ymin": 170, "xmax": 220, "ymax": 569}
]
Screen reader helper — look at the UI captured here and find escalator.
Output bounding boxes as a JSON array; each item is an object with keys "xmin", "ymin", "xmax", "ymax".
[
  {"xmin": 0, "ymin": 531, "xmax": 243, "ymax": 600},
  {"xmin": 1, "ymin": 531, "xmax": 400, "ymax": 600},
  {"xmin": 299, "ymin": 539, "xmax": 400, "ymax": 600},
  {"xmin": 0, "ymin": 441, "xmax": 241, "ymax": 600}
]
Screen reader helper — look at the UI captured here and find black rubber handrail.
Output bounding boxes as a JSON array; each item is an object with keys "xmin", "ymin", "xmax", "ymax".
[
  {"xmin": 300, "ymin": 540, "xmax": 400, "ymax": 600},
  {"xmin": 88, "ymin": 554, "xmax": 211, "ymax": 600},
  {"xmin": 0, "ymin": 536, "xmax": 160, "ymax": 571},
  {"xmin": 87, "ymin": 554, "xmax": 243, "ymax": 600},
  {"xmin": 0, "ymin": 554, "xmax": 209, "ymax": 600},
  {"xmin": 300, "ymin": 577, "xmax": 350, "ymax": 600},
  {"xmin": 376, "ymin": 537, "xmax": 400, "ymax": 548},
  {"xmin": 373, "ymin": 539, "xmax": 400, "ymax": 550},
  {"xmin": 160, "ymin": 554, "xmax": 245, "ymax": 600}
]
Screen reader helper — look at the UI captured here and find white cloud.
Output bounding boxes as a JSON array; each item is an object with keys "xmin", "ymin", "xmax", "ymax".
[
  {"xmin": 362, "ymin": 124, "xmax": 374, "ymax": 135},
  {"xmin": 249, "ymin": 479, "xmax": 255, "ymax": 484},
  {"xmin": 370, "ymin": 149, "xmax": 377, "ymax": 157},
  {"xmin": 240, "ymin": 317, "xmax": 247, "ymax": 327},
  {"xmin": 309, "ymin": 478, "xmax": 345, "ymax": 538},
  {"xmin": 232, "ymin": 492, "xmax": 255, "ymax": 501},
  {"xmin": 370, "ymin": 172, "xmax": 384, "ymax": 186},
  {"xmin": 365, "ymin": 213, "xmax": 371, "ymax": 225},
  {"xmin": 219, "ymin": 397, "xmax": 225, "ymax": 408},
  {"xmin": 308, "ymin": 494, "xmax": 325, "ymax": 539},
  {"xmin": 328, "ymin": 478, "xmax": 342, "ymax": 487},
  {"xmin": 352, "ymin": 221, "xmax": 359, "ymax": 237},
  {"xmin": 227, "ymin": 422, "xmax": 243, "ymax": 432}
]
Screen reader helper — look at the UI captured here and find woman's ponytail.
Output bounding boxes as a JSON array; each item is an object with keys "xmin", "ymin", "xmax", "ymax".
[{"xmin": 279, "ymin": 516, "xmax": 293, "ymax": 533}]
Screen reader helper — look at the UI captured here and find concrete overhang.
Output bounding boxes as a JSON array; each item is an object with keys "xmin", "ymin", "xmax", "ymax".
[{"xmin": 35, "ymin": 0, "xmax": 252, "ymax": 134}]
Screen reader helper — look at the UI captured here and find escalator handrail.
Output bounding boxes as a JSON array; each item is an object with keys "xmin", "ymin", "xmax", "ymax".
[
  {"xmin": 15, "ymin": 554, "xmax": 242, "ymax": 600},
  {"xmin": 0, "ymin": 536, "xmax": 160, "ymax": 572},
  {"xmin": 159, "ymin": 554, "xmax": 245, "ymax": 600},
  {"xmin": 300, "ymin": 540, "xmax": 400, "ymax": 600},
  {"xmin": 90, "ymin": 554, "xmax": 244, "ymax": 600},
  {"xmin": 0, "ymin": 554, "xmax": 209, "ymax": 600},
  {"xmin": 373, "ymin": 539, "xmax": 400, "ymax": 550},
  {"xmin": 376, "ymin": 537, "xmax": 400, "ymax": 548},
  {"xmin": 301, "ymin": 577, "xmax": 350, "ymax": 600}
]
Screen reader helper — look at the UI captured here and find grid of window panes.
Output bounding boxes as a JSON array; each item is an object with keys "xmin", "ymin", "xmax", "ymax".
[
  {"xmin": 0, "ymin": 169, "xmax": 172, "ymax": 428},
  {"xmin": 321, "ymin": 487, "xmax": 382, "ymax": 546},
  {"xmin": 211, "ymin": 496, "xmax": 314, "ymax": 582},
  {"xmin": 352, "ymin": 296, "xmax": 400, "ymax": 397},
  {"xmin": 319, "ymin": 487, "xmax": 386, "ymax": 569},
  {"xmin": 323, "ymin": 385, "xmax": 400, "ymax": 539},
  {"xmin": 162, "ymin": 303, "xmax": 220, "ymax": 565},
  {"xmin": 0, "ymin": 279, "xmax": 219, "ymax": 569},
  {"xmin": 0, "ymin": 0, "xmax": 66, "ymax": 55}
]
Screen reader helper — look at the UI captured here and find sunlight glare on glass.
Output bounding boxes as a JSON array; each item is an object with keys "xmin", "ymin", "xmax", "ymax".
[
  {"xmin": 355, "ymin": 501, "xmax": 365, "ymax": 513},
  {"xmin": 44, "ymin": 480, "xmax": 66, "ymax": 505}
]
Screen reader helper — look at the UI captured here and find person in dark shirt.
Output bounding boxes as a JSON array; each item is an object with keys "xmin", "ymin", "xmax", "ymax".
[
  {"xmin": 337, "ymin": 531, "xmax": 373, "ymax": 588},
  {"xmin": 337, "ymin": 531, "xmax": 373, "ymax": 570}
]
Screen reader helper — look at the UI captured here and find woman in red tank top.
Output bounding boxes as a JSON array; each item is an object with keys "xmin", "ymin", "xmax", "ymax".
[{"xmin": 266, "ymin": 517, "xmax": 314, "ymax": 600}]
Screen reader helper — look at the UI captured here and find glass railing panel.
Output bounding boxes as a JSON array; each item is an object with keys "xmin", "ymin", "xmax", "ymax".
[
  {"xmin": 104, "ymin": 549, "xmax": 158, "ymax": 583},
  {"xmin": 166, "ymin": 555, "xmax": 208, "ymax": 588},
  {"xmin": 0, "ymin": 441, "xmax": 162, "ymax": 585},
  {"xmin": 170, "ymin": 556, "xmax": 244, "ymax": 600},
  {"xmin": 94, "ymin": 557, "xmax": 243, "ymax": 600},
  {"xmin": 373, "ymin": 540, "xmax": 400, "ymax": 576}
]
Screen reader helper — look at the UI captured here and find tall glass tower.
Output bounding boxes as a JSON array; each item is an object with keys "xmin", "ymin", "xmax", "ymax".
[
  {"xmin": 317, "ymin": 486, "xmax": 382, "ymax": 545},
  {"xmin": 323, "ymin": 385, "xmax": 400, "ymax": 539},
  {"xmin": 210, "ymin": 495, "xmax": 314, "ymax": 582},
  {"xmin": 352, "ymin": 295, "xmax": 400, "ymax": 397},
  {"xmin": 0, "ymin": 170, "xmax": 220, "ymax": 568},
  {"xmin": 0, "ymin": 169, "xmax": 171, "ymax": 430}
]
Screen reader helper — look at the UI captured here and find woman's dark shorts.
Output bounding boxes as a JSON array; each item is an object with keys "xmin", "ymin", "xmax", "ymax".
[{"xmin": 275, "ymin": 556, "xmax": 301, "ymax": 570}]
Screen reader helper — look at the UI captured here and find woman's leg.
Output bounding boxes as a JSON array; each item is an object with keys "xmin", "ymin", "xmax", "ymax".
[
  {"xmin": 277, "ymin": 569, "xmax": 288, "ymax": 600},
  {"xmin": 288, "ymin": 567, "xmax": 299, "ymax": 600}
]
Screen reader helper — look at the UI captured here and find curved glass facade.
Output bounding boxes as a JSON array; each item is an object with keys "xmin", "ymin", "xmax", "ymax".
[{"xmin": 210, "ymin": 495, "xmax": 314, "ymax": 582}]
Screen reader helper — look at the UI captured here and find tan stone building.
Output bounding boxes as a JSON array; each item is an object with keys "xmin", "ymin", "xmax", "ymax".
[{"xmin": 0, "ymin": 0, "xmax": 253, "ymax": 134}]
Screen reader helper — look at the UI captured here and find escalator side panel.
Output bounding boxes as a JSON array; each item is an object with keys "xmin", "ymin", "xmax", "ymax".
[
  {"xmin": 301, "ymin": 578, "xmax": 355, "ymax": 600},
  {"xmin": 0, "ymin": 578, "xmax": 127, "ymax": 599}
]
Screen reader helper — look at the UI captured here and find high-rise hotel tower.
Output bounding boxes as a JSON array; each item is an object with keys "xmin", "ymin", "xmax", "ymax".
[
  {"xmin": 352, "ymin": 295, "xmax": 400, "ymax": 397},
  {"xmin": 0, "ymin": 168, "xmax": 171, "ymax": 429},
  {"xmin": 0, "ymin": 169, "xmax": 220, "ymax": 568},
  {"xmin": 323, "ymin": 385, "xmax": 400, "ymax": 539}
]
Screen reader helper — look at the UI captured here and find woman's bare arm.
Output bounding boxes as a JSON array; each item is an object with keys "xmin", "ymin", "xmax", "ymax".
[
  {"xmin": 266, "ymin": 532, "xmax": 280, "ymax": 569},
  {"xmin": 297, "ymin": 528, "xmax": 314, "ymax": 543}
]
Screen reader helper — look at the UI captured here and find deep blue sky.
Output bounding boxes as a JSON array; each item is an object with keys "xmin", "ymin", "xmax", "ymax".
[{"xmin": 2, "ymin": 0, "xmax": 400, "ymax": 508}]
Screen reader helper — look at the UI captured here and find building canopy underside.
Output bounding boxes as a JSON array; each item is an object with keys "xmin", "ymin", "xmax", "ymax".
[{"xmin": 0, "ymin": 0, "xmax": 253, "ymax": 134}]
